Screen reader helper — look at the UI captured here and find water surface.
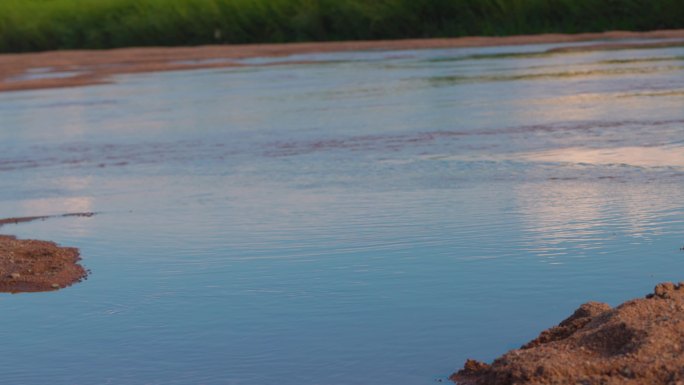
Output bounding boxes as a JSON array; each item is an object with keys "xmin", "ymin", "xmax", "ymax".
[{"xmin": 1, "ymin": 39, "xmax": 684, "ymax": 384}]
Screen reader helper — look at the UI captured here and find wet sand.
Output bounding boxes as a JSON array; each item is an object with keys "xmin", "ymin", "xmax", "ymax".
[
  {"xmin": 0, "ymin": 213, "xmax": 93, "ymax": 293},
  {"xmin": 452, "ymin": 283, "xmax": 684, "ymax": 385},
  {"xmin": 1, "ymin": 29, "xmax": 684, "ymax": 92}
]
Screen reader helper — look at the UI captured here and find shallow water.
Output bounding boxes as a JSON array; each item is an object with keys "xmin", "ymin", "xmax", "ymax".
[{"xmin": 1, "ymin": 39, "xmax": 684, "ymax": 384}]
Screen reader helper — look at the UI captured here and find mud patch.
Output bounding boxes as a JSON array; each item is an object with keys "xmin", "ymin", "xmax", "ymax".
[
  {"xmin": 0, "ymin": 213, "xmax": 94, "ymax": 293},
  {"xmin": 0, "ymin": 235, "xmax": 87, "ymax": 293}
]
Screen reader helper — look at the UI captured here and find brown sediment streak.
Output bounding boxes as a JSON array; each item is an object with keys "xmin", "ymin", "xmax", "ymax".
[
  {"xmin": 451, "ymin": 282, "xmax": 684, "ymax": 385},
  {"xmin": 1, "ymin": 29, "xmax": 684, "ymax": 93},
  {"xmin": 0, "ymin": 213, "xmax": 94, "ymax": 293},
  {"xmin": 0, "ymin": 212, "xmax": 95, "ymax": 227}
]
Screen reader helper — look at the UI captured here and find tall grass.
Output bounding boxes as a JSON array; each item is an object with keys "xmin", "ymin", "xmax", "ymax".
[{"xmin": 1, "ymin": 0, "xmax": 683, "ymax": 53}]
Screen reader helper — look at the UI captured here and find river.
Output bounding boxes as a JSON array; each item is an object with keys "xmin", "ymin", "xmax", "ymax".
[{"xmin": 1, "ymin": 38, "xmax": 684, "ymax": 384}]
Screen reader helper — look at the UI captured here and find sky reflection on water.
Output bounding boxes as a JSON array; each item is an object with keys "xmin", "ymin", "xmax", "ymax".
[{"xmin": 1, "ymin": 39, "xmax": 684, "ymax": 384}]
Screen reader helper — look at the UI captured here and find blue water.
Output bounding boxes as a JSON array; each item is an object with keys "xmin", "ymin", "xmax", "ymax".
[{"xmin": 1, "ymin": 39, "xmax": 684, "ymax": 385}]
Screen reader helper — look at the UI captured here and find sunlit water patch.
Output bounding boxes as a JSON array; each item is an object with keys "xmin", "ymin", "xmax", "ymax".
[
  {"xmin": 5, "ymin": 67, "xmax": 87, "ymax": 83},
  {"xmin": 1, "ymin": 39, "xmax": 684, "ymax": 385}
]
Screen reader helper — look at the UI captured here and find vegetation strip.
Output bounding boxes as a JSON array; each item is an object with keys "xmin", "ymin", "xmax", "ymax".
[{"xmin": 1, "ymin": 0, "xmax": 684, "ymax": 53}]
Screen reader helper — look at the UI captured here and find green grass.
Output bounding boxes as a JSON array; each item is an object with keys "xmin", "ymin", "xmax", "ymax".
[{"xmin": 1, "ymin": 0, "xmax": 683, "ymax": 53}]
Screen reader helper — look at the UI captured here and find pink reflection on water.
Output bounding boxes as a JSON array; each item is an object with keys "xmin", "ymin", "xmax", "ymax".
[{"xmin": 523, "ymin": 146, "xmax": 684, "ymax": 168}]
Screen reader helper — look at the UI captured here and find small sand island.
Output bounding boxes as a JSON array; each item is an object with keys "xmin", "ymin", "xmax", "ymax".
[
  {"xmin": 452, "ymin": 282, "xmax": 684, "ymax": 385},
  {"xmin": 0, "ymin": 214, "xmax": 92, "ymax": 293}
]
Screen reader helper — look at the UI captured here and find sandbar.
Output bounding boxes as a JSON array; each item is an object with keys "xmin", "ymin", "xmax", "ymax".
[
  {"xmin": 0, "ymin": 213, "xmax": 93, "ymax": 293},
  {"xmin": 1, "ymin": 29, "xmax": 684, "ymax": 92}
]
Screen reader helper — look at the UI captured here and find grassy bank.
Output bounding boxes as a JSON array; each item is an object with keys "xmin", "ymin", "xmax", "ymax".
[{"xmin": 1, "ymin": 0, "xmax": 684, "ymax": 53}]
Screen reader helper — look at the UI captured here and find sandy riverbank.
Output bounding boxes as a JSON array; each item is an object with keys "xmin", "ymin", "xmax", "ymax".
[
  {"xmin": 1, "ymin": 29, "xmax": 684, "ymax": 93},
  {"xmin": 0, "ymin": 214, "xmax": 93, "ymax": 293},
  {"xmin": 452, "ymin": 282, "xmax": 684, "ymax": 385}
]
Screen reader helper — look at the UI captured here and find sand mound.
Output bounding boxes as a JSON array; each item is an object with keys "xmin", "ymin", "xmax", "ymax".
[{"xmin": 451, "ymin": 283, "xmax": 684, "ymax": 385}]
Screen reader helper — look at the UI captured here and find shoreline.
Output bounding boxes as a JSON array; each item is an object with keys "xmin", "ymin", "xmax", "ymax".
[{"xmin": 1, "ymin": 29, "xmax": 684, "ymax": 93}]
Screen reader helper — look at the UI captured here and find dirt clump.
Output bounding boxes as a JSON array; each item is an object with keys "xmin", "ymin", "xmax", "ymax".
[
  {"xmin": 451, "ymin": 282, "xmax": 684, "ymax": 385},
  {"xmin": 0, "ymin": 235, "xmax": 87, "ymax": 293}
]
